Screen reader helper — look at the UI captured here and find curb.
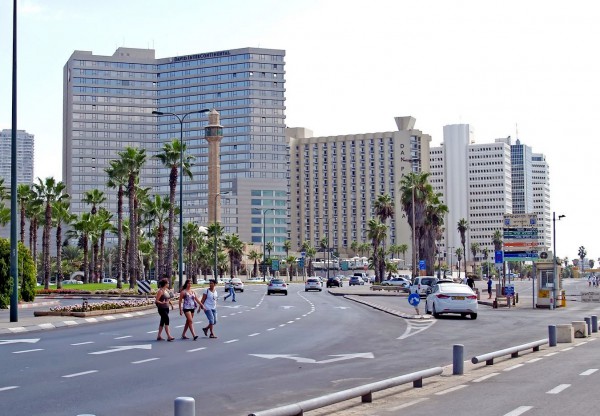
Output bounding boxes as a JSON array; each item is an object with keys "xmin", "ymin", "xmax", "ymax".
[{"xmin": 344, "ymin": 295, "xmax": 433, "ymax": 320}]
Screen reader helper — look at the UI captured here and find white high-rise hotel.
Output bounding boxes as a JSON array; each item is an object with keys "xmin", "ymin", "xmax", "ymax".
[{"xmin": 430, "ymin": 124, "xmax": 550, "ymax": 266}]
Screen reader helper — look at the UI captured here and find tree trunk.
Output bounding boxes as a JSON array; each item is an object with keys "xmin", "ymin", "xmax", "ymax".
[
  {"xmin": 56, "ymin": 224, "xmax": 63, "ymax": 289},
  {"xmin": 116, "ymin": 185, "xmax": 124, "ymax": 289},
  {"xmin": 166, "ymin": 167, "xmax": 178, "ymax": 282}
]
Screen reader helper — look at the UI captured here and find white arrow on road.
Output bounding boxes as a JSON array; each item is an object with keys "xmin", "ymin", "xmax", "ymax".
[
  {"xmin": 250, "ymin": 352, "xmax": 374, "ymax": 364},
  {"xmin": 0, "ymin": 338, "xmax": 40, "ymax": 345},
  {"xmin": 281, "ymin": 306, "xmax": 294, "ymax": 309},
  {"xmin": 333, "ymin": 306, "xmax": 350, "ymax": 310},
  {"xmin": 221, "ymin": 305, "xmax": 242, "ymax": 309},
  {"xmin": 89, "ymin": 344, "xmax": 152, "ymax": 355}
]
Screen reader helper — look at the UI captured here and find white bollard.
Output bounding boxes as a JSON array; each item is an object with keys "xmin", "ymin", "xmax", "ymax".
[{"xmin": 174, "ymin": 397, "xmax": 195, "ymax": 416}]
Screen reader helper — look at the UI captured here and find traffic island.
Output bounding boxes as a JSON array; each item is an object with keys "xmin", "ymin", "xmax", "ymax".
[{"xmin": 33, "ymin": 304, "xmax": 156, "ymax": 317}]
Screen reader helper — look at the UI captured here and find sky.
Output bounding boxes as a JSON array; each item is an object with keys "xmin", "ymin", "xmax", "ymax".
[{"xmin": 0, "ymin": 0, "xmax": 599, "ymax": 261}]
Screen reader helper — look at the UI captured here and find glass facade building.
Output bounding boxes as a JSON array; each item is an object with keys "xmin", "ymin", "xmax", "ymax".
[
  {"xmin": 63, "ymin": 47, "xmax": 288, "ymax": 254},
  {"xmin": 0, "ymin": 129, "xmax": 34, "ymax": 185}
]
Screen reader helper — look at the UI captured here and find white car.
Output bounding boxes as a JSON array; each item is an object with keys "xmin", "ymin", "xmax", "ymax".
[
  {"xmin": 224, "ymin": 278, "xmax": 244, "ymax": 292},
  {"xmin": 102, "ymin": 278, "xmax": 117, "ymax": 284},
  {"xmin": 63, "ymin": 279, "xmax": 83, "ymax": 285},
  {"xmin": 305, "ymin": 278, "xmax": 322, "ymax": 292},
  {"xmin": 425, "ymin": 283, "xmax": 478, "ymax": 319},
  {"xmin": 381, "ymin": 277, "xmax": 411, "ymax": 287},
  {"xmin": 410, "ymin": 276, "xmax": 438, "ymax": 296}
]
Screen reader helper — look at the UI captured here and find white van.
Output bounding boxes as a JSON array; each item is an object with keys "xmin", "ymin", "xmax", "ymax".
[{"xmin": 353, "ymin": 272, "xmax": 369, "ymax": 283}]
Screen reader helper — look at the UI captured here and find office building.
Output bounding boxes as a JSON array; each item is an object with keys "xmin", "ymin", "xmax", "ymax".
[
  {"xmin": 0, "ymin": 129, "xmax": 34, "ymax": 185},
  {"xmin": 532, "ymin": 153, "xmax": 551, "ymax": 249},
  {"xmin": 63, "ymin": 47, "xmax": 288, "ymax": 255},
  {"xmin": 288, "ymin": 116, "xmax": 431, "ymax": 264},
  {"xmin": 511, "ymin": 139, "xmax": 534, "ymax": 214}
]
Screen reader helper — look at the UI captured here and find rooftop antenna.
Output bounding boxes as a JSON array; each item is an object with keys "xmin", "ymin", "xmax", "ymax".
[{"xmin": 515, "ymin": 122, "xmax": 519, "ymax": 140}]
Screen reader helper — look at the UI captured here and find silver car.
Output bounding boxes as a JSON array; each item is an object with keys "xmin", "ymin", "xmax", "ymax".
[{"xmin": 267, "ymin": 278, "xmax": 288, "ymax": 295}]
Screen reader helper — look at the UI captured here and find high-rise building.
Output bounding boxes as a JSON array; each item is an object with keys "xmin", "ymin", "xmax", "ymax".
[
  {"xmin": 430, "ymin": 125, "xmax": 551, "ymax": 268},
  {"xmin": 532, "ymin": 153, "xmax": 551, "ymax": 249},
  {"xmin": 511, "ymin": 139, "xmax": 534, "ymax": 214},
  {"xmin": 288, "ymin": 116, "xmax": 431, "ymax": 266},
  {"xmin": 0, "ymin": 129, "xmax": 34, "ymax": 185},
  {"xmin": 63, "ymin": 47, "xmax": 288, "ymax": 254}
]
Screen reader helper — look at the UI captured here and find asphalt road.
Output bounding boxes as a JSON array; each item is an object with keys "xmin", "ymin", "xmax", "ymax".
[{"xmin": 2, "ymin": 279, "xmax": 600, "ymax": 415}]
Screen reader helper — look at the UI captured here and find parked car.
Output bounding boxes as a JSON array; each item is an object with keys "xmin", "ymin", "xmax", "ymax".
[
  {"xmin": 349, "ymin": 276, "xmax": 365, "ymax": 286},
  {"xmin": 326, "ymin": 276, "xmax": 342, "ymax": 288},
  {"xmin": 425, "ymin": 283, "xmax": 478, "ymax": 319},
  {"xmin": 305, "ymin": 278, "xmax": 322, "ymax": 292},
  {"xmin": 224, "ymin": 278, "xmax": 245, "ymax": 292},
  {"xmin": 63, "ymin": 279, "xmax": 83, "ymax": 285},
  {"xmin": 267, "ymin": 278, "xmax": 287, "ymax": 295},
  {"xmin": 381, "ymin": 277, "xmax": 411, "ymax": 287},
  {"xmin": 353, "ymin": 272, "xmax": 368, "ymax": 283},
  {"xmin": 410, "ymin": 276, "xmax": 438, "ymax": 297},
  {"xmin": 102, "ymin": 278, "xmax": 117, "ymax": 284}
]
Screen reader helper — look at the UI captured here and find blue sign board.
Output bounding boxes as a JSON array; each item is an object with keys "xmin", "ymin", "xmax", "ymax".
[
  {"xmin": 504, "ymin": 251, "xmax": 539, "ymax": 260},
  {"xmin": 408, "ymin": 293, "xmax": 421, "ymax": 307},
  {"xmin": 300, "ymin": 251, "xmax": 306, "ymax": 258},
  {"xmin": 298, "ymin": 258, "xmax": 305, "ymax": 269},
  {"xmin": 271, "ymin": 260, "xmax": 280, "ymax": 271},
  {"xmin": 419, "ymin": 260, "xmax": 426, "ymax": 270},
  {"xmin": 340, "ymin": 261, "xmax": 349, "ymax": 271},
  {"xmin": 505, "ymin": 284, "xmax": 515, "ymax": 297},
  {"xmin": 495, "ymin": 250, "xmax": 504, "ymax": 264}
]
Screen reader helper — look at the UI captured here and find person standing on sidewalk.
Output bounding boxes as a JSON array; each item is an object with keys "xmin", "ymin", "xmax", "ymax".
[
  {"xmin": 155, "ymin": 278, "xmax": 174, "ymax": 341},
  {"xmin": 224, "ymin": 280, "xmax": 236, "ymax": 302},
  {"xmin": 487, "ymin": 276, "xmax": 493, "ymax": 299},
  {"xmin": 200, "ymin": 279, "xmax": 219, "ymax": 339},
  {"xmin": 179, "ymin": 279, "xmax": 204, "ymax": 340}
]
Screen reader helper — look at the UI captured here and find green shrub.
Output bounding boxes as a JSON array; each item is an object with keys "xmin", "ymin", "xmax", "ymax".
[{"xmin": 0, "ymin": 238, "xmax": 37, "ymax": 308}]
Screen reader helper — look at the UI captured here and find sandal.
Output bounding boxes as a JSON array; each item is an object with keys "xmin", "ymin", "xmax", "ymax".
[
  {"xmin": 181, "ymin": 336, "xmax": 189, "ymax": 340},
  {"xmin": 167, "ymin": 337, "xmax": 175, "ymax": 342},
  {"xmin": 202, "ymin": 327, "xmax": 209, "ymax": 336},
  {"xmin": 156, "ymin": 337, "xmax": 164, "ymax": 341},
  {"xmin": 193, "ymin": 335, "xmax": 199, "ymax": 341},
  {"xmin": 209, "ymin": 334, "xmax": 217, "ymax": 339}
]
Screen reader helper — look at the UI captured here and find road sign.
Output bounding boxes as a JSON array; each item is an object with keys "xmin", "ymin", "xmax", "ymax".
[
  {"xmin": 504, "ymin": 214, "xmax": 539, "ymax": 228},
  {"xmin": 503, "ymin": 228, "xmax": 539, "ymax": 238},
  {"xmin": 419, "ymin": 260, "xmax": 426, "ymax": 271},
  {"xmin": 300, "ymin": 251, "xmax": 306, "ymax": 258},
  {"xmin": 271, "ymin": 260, "xmax": 280, "ymax": 271},
  {"xmin": 137, "ymin": 280, "xmax": 151, "ymax": 294},
  {"xmin": 494, "ymin": 250, "xmax": 503, "ymax": 264},
  {"xmin": 408, "ymin": 293, "xmax": 421, "ymax": 307},
  {"xmin": 539, "ymin": 252, "xmax": 548, "ymax": 259},
  {"xmin": 505, "ymin": 284, "xmax": 515, "ymax": 297},
  {"xmin": 340, "ymin": 261, "xmax": 349, "ymax": 271},
  {"xmin": 504, "ymin": 251, "xmax": 539, "ymax": 261},
  {"xmin": 298, "ymin": 258, "xmax": 305, "ymax": 269}
]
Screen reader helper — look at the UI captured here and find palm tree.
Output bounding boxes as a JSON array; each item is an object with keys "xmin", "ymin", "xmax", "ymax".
[
  {"xmin": 286, "ymin": 255, "xmax": 297, "ymax": 279},
  {"xmin": 33, "ymin": 177, "xmax": 68, "ymax": 289},
  {"xmin": 579, "ymin": 246, "xmax": 587, "ymax": 274},
  {"xmin": 482, "ymin": 247, "xmax": 489, "ymax": 277},
  {"xmin": 0, "ymin": 177, "xmax": 8, "ymax": 201},
  {"xmin": 0, "ymin": 204, "xmax": 9, "ymax": 226},
  {"xmin": 26, "ymin": 193, "xmax": 43, "ymax": 272},
  {"xmin": 350, "ymin": 241, "xmax": 359, "ymax": 256},
  {"xmin": 96, "ymin": 208, "xmax": 113, "ymax": 281},
  {"xmin": 82, "ymin": 189, "xmax": 106, "ymax": 216},
  {"xmin": 470, "ymin": 242, "xmax": 480, "ymax": 277},
  {"xmin": 398, "ymin": 243, "xmax": 409, "ymax": 269},
  {"xmin": 367, "ymin": 218, "xmax": 387, "ymax": 283},
  {"xmin": 248, "ymin": 250, "xmax": 261, "ymax": 278},
  {"xmin": 53, "ymin": 199, "xmax": 75, "ymax": 289},
  {"xmin": 223, "ymin": 234, "xmax": 245, "ymax": 279},
  {"xmin": 119, "ymin": 147, "xmax": 147, "ymax": 288},
  {"xmin": 206, "ymin": 222, "xmax": 225, "ymax": 281},
  {"xmin": 142, "ymin": 194, "xmax": 171, "ymax": 279},
  {"xmin": 455, "ymin": 247, "xmax": 463, "ymax": 277},
  {"xmin": 154, "ymin": 139, "xmax": 194, "ymax": 283},
  {"xmin": 106, "ymin": 159, "xmax": 127, "ymax": 289},
  {"xmin": 17, "ymin": 184, "xmax": 32, "ymax": 244},
  {"xmin": 373, "ymin": 193, "xmax": 394, "ymax": 259},
  {"xmin": 283, "ymin": 240, "xmax": 292, "ymax": 258},
  {"xmin": 457, "ymin": 218, "xmax": 469, "ymax": 280}
]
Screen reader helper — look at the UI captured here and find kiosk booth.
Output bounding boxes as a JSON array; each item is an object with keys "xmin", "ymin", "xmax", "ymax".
[{"xmin": 536, "ymin": 260, "xmax": 563, "ymax": 308}]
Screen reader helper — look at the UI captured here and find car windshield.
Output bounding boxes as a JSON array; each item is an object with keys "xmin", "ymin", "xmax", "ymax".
[
  {"xmin": 439, "ymin": 284, "xmax": 473, "ymax": 294},
  {"xmin": 307, "ymin": 279, "xmax": 319, "ymax": 283},
  {"xmin": 422, "ymin": 278, "xmax": 436, "ymax": 285},
  {"xmin": 271, "ymin": 279, "xmax": 283, "ymax": 284}
]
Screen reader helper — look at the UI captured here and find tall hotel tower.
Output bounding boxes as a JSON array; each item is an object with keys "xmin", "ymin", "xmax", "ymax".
[
  {"xmin": 0, "ymin": 129, "xmax": 34, "ymax": 185},
  {"xmin": 63, "ymin": 47, "xmax": 288, "ymax": 254}
]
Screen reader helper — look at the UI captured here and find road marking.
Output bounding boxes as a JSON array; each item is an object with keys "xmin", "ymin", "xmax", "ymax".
[
  {"xmin": 503, "ymin": 406, "xmax": 533, "ymax": 416},
  {"xmin": 279, "ymin": 324, "xmax": 286, "ymax": 327},
  {"xmin": 147, "ymin": 330, "xmax": 158, "ymax": 334},
  {"xmin": 295, "ymin": 318, "xmax": 301, "ymax": 320},
  {"xmin": 187, "ymin": 347, "xmax": 206, "ymax": 353},
  {"xmin": 560, "ymin": 347, "xmax": 574, "ymax": 351},
  {"xmin": 575, "ymin": 341, "xmax": 587, "ymax": 347},
  {"xmin": 435, "ymin": 385, "xmax": 467, "ymax": 395},
  {"xmin": 397, "ymin": 319, "xmax": 436, "ymax": 340},
  {"xmin": 547, "ymin": 384, "xmax": 570, "ymax": 394},
  {"xmin": 580, "ymin": 369, "xmax": 598, "ymax": 376},
  {"xmin": 89, "ymin": 344, "xmax": 152, "ymax": 355},
  {"xmin": 132, "ymin": 358, "xmax": 159, "ymax": 364},
  {"xmin": 12, "ymin": 349, "xmax": 43, "ymax": 354},
  {"xmin": 0, "ymin": 386, "xmax": 19, "ymax": 392},
  {"xmin": 250, "ymin": 353, "xmax": 374, "ymax": 364},
  {"xmin": 267, "ymin": 328, "xmax": 275, "ymax": 331},
  {"xmin": 525, "ymin": 358, "xmax": 543, "ymax": 363},
  {"xmin": 504, "ymin": 364, "xmax": 524, "ymax": 372},
  {"xmin": 71, "ymin": 341, "xmax": 94, "ymax": 346},
  {"xmin": 224, "ymin": 339, "xmax": 238, "ymax": 344},
  {"xmin": 248, "ymin": 333, "xmax": 260, "ymax": 337},
  {"xmin": 175, "ymin": 324, "xmax": 185, "ymax": 328},
  {"xmin": 122, "ymin": 313, "xmax": 133, "ymax": 317},
  {"xmin": 0, "ymin": 338, "xmax": 40, "ymax": 345},
  {"xmin": 104, "ymin": 316, "xmax": 115, "ymax": 320},
  {"xmin": 544, "ymin": 352, "xmax": 558, "ymax": 357},
  {"xmin": 114, "ymin": 335, "xmax": 132, "ymax": 340},
  {"xmin": 64, "ymin": 321, "xmax": 78, "ymax": 326},
  {"xmin": 62, "ymin": 370, "xmax": 98, "ymax": 378},
  {"xmin": 39, "ymin": 323, "xmax": 55, "ymax": 329},
  {"xmin": 589, "ymin": 338, "xmax": 597, "ymax": 342},
  {"xmin": 287, "ymin": 321, "xmax": 294, "ymax": 324},
  {"xmin": 473, "ymin": 372, "xmax": 500, "ymax": 383},
  {"xmin": 387, "ymin": 397, "xmax": 429, "ymax": 410}
]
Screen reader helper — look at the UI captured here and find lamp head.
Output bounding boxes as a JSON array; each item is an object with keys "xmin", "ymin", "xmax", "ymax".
[
  {"xmin": 559, "ymin": 215, "xmax": 566, "ymax": 220},
  {"xmin": 152, "ymin": 110, "xmax": 163, "ymax": 115}
]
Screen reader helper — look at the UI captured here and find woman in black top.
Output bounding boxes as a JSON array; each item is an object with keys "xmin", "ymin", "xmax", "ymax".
[{"xmin": 155, "ymin": 278, "xmax": 174, "ymax": 341}]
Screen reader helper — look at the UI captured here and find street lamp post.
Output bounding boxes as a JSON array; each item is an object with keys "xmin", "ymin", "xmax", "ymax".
[
  {"xmin": 152, "ymin": 108, "xmax": 209, "ymax": 290},
  {"xmin": 253, "ymin": 208, "xmax": 273, "ymax": 281},
  {"xmin": 447, "ymin": 246, "xmax": 454, "ymax": 279},
  {"xmin": 552, "ymin": 212, "xmax": 565, "ymax": 310},
  {"xmin": 401, "ymin": 157, "xmax": 419, "ymax": 280}
]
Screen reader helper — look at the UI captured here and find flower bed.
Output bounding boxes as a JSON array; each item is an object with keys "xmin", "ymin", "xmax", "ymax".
[
  {"xmin": 37, "ymin": 289, "xmax": 93, "ymax": 295},
  {"xmin": 34, "ymin": 298, "xmax": 156, "ymax": 317}
]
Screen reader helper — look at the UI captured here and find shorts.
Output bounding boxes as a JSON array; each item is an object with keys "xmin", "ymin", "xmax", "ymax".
[
  {"xmin": 183, "ymin": 308, "xmax": 195, "ymax": 314},
  {"xmin": 204, "ymin": 308, "xmax": 217, "ymax": 325}
]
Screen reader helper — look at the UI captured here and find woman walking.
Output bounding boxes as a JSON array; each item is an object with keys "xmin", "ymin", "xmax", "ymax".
[
  {"xmin": 179, "ymin": 279, "xmax": 204, "ymax": 340},
  {"xmin": 155, "ymin": 278, "xmax": 174, "ymax": 341},
  {"xmin": 200, "ymin": 279, "xmax": 219, "ymax": 339}
]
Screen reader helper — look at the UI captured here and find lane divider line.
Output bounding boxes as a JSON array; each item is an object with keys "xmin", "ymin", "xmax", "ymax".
[
  {"xmin": 62, "ymin": 370, "xmax": 98, "ymax": 378},
  {"xmin": 546, "ymin": 384, "xmax": 570, "ymax": 394},
  {"xmin": 503, "ymin": 406, "xmax": 533, "ymax": 416},
  {"xmin": 132, "ymin": 358, "xmax": 159, "ymax": 364}
]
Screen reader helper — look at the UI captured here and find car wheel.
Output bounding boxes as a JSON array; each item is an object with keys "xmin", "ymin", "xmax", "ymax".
[
  {"xmin": 432, "ymin": 304, "xmax": 440, "ymax": 319},
  {"xmin": 461, "ymin": 313, "xmax": 467, "ymax": 318},
  {"xmin": 267, "ymin": 292, "xmax": 271, "ymax": 295},
  {"xmin": 284, "ymin": 291, "xmax": 288, "ymax": 296},
  {"xmin": 425, "ymin": 301, "xmax": 430, "ymax": 315},
  {"xmin": 305, "ymin": 289, "xmax": 308, "ymax": 292},
  {"xmin": 471, "ymin": 313, "xmax": 478, "ymax": 320}
]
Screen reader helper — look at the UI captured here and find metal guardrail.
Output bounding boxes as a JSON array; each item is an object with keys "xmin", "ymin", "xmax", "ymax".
[
  {"xmin": 471, "ymin": 338, "xmax": 548, "ymax": 365},
  {"xmin": 248, "ymin": 366, "xmax": 443, "ymax": 416}
]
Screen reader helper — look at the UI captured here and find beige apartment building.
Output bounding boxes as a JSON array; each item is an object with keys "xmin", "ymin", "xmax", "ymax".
[{"xmin": 287, "ymin": 116, "xmax": 431, "ymax": 265}]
